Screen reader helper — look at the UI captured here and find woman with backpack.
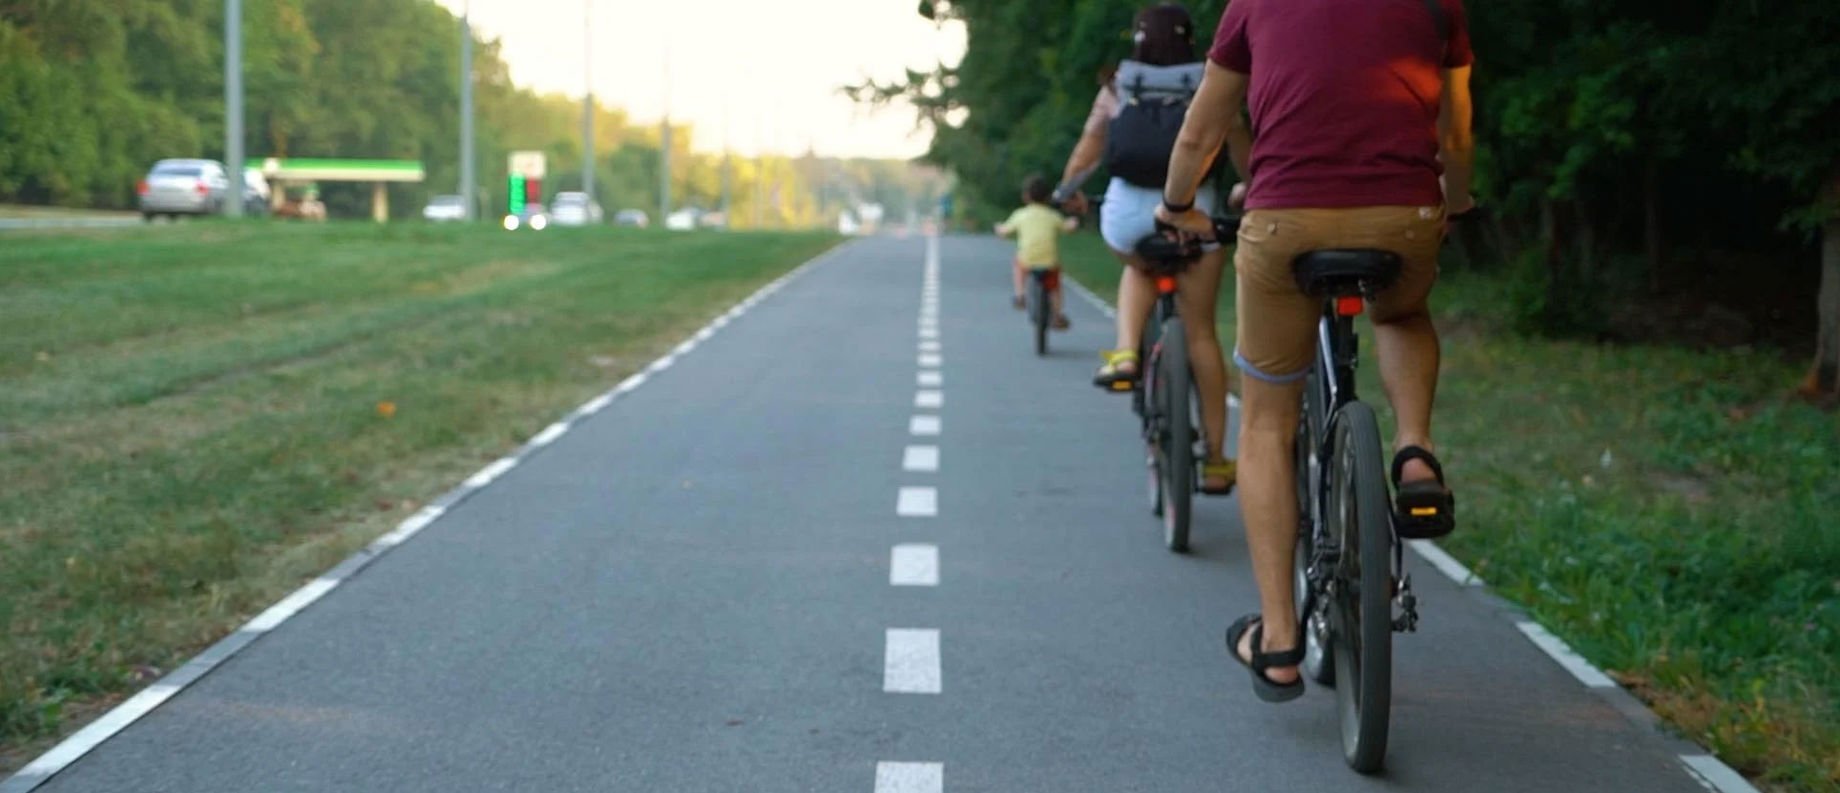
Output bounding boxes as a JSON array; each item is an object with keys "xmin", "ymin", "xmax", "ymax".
[{"xmin": 1053, "ymin": 2, "xmax": 1235, "ymax": 495}]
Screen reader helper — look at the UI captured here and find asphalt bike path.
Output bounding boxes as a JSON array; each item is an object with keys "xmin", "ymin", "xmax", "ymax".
[{"xmin": 21, "ymin": 235, "xmax": 1714, "ymax": 792}]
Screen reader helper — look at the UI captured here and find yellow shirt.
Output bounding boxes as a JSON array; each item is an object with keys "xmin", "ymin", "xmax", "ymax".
[{"xmin": 1003, "ymin": 204, "xmax": 1067, "ymax": 268}]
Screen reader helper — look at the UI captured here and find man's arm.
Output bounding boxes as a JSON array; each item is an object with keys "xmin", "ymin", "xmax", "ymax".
[
  {"xmin": 1164, "ymin": 62, "xmax": 1250, "ymax": 207},
  {"xmin": 1061, "ymin": 215, "xmax": 1081, "ymax": 232},
  {"xmin": 993, "ymin": 221, "xmax": 1014, "ymax": 238},
  {"xmin": 1438, "ymin": 65, "xmax": 1475, "ymax": 213}
]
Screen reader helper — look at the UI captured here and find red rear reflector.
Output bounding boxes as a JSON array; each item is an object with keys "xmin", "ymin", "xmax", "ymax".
[
  {"xmin": 137, "ymin": 180, "xmax": 149, "ymax": 195},
  {"xmin": 195, "ymin": 182, "xmax": 209, "ymax": 195},
  {"xmin": 1155, "ymin": 276, "xmax": 1177, "ymax": 293},
  {"xmin": 1336, "ymin": 296, "xmax": 1365, "ymax": 316}
]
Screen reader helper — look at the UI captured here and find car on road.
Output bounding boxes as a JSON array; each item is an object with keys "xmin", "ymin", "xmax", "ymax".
[
  {"xmin": 138, "ymin": 159, "xmax": 230, "ymax": 220},
  {"xmin": 613, "ymin": 208, "xmax": 649, "ymax": 228},
  {"xmin": 664, "ymin": 207, "xmax": 701, "ymax": 231},
  {"xmin": 242, "ymin": 168, "xmax": 271, "ymax": 216},
  {"xmin": 549, "ymin": 192, "xmax": 603, "ymax": 227},
  {"xmin": 423, "ymin": 194, "xmax": 467, "ymax": 222},
  {"xmin": 503, "ymin": 202, "xmax": 547, "ymax": 231}
]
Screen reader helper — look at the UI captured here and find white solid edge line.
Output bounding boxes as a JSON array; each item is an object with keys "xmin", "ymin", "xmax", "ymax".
[
  {"xmin": 529, "ymin": 422, "xmax": 570, "ymax": 448},
  {"xmin": 243, "ymin": 577, "xmax": 340, "ymax": 633},
  {"xmin": 0, "ymin": 240, "xmax": 860, "ymax": 793},
  {"xmin": 644, "ymin": 354, "xmax": 677, "ymax": 374},
  {"xmin": 875, "ymin": 762, "xmax": 943, "ymax": 793},
  {"xmin": 902, "ymin": 445, "xmax": 939, "ymax": 473},
  {"xmin": 917, "ymin": 371, "xmax": 942, "ymax": 387},
  {"xmin": 463, "ymin": 456, "xmax": 518, "ymax": 489},
  {"xmin": 909, "ymin": 415, "xmax": 942, "ymax": 436},
  {"xmin": 615, "ymin": 373, "xmax": 649, "ymax": 394},
  {"xmin": 889, "ymin": 544, "xmax": 939, "ymax": 587},
  {"xmin": 914, "ymin": 390, "xmax": 944, "ymax": 409},
  {"xmin": 1679, "ymin": 755, "xmax": 1762, "ymax": 793},
  {"xmin": 12, "ymin": 682, "xmax": 184, "ymax": 779},
  {"xmin": 1406, "ymin": 540, "xmax": 1483, "ymax": 587},
  {"xmin": 673, "ymin": 339, "xmax": 697, "ymax": 356},
  {"xmin": 374, "ymin": 505, "xmax": 446, "ymax": 548},
  {"xmin": 1515, "ymin": 621, "xmax": 1618, "ymax": 688},
  {"xmin": 883, "ymin": 629, "xmax": 942, "ymax": 694},
  {"xmin": 896, "ymin": 486, "xmax": 938, "ymax": 517},
  {"xmin": 579, "ymin": 393, "xmax": 615, "ymax": 415}
]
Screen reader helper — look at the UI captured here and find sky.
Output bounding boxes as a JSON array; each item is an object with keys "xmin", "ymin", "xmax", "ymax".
[{"xmin": 430, "ymin": 0, "xmax": 967, "ymax": 159}]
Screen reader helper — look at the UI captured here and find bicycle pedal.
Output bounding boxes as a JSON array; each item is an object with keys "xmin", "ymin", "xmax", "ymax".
[{"xmin": 1110, "ymin": 381, "xmax": 1133, "ymax": 392}]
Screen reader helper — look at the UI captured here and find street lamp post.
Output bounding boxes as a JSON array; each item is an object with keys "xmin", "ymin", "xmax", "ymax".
[
  {"xmin": 224, "ymin": 0, "xmax": 244, "ymax": 218},
  {"xmin": 460, "ymin": 0, "xmax": 476, "ymax": 221},
  {"xmin": 582, "ymin": 0, "xmax": 595, "ymax": 202}
]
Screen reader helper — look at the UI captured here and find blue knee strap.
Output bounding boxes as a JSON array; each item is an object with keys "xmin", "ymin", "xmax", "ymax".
[{"xmin": 1233, "ymin": 348, "xmax": 1311, "ymax": 385}]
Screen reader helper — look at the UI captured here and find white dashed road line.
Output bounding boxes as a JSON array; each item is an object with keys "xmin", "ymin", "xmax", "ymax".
[
  {"xmin": 914, "ymin": 390, "xmax": 943, "ymax": 409},
  {"xmin": 1407, "ymin": 539, "xmax": 1484, "ymax": 587},
  {"xmin": 889, "ymin": 544, "xmax": 940, "ymax": 587},
  {"xmin": 896, "ymin": 487, "xmax": 938, "ymax": 517},
  {"xmin": 916, "ymin": 371, "xmax": 942, "ymax": 387},
  {"xmin": 917, "ymin": 353, "xmax": 942, "ymax": 368},
  {"xmin": 875, "ymin": 762, "xmax": 944, "ymax": 793},
  {"xmin": 908, "ymin": 416, "xmax": 941, "ymax": 436},
  {"xmin": 1516, "ymin": 622, "xmax": 1618, "ymax": 688},
  {"xmin": 883, "ymin": 629, "xmax": 942, "ymax": 694},
  {"xmin": 902, "ymin": 446, "xmax": 939, "ymax": 472},
  {"xmin": 1679, "ymin": 755, "xmax": 1762, "ymax": 793}
]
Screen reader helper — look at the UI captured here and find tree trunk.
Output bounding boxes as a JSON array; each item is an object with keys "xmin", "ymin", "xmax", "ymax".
[
  {"xmin": 1804, "ymin": 170, "xmax": 1840, "ymax": 401},
  {"xmin": 1645, "ymin": 157, "xmax": 1663, "ymax": 294}
]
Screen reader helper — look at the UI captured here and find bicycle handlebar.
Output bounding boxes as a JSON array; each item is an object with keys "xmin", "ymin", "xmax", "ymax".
[{"xmin": 1135, "ymin": 215, "xmax": 1242, "ymax": 268}]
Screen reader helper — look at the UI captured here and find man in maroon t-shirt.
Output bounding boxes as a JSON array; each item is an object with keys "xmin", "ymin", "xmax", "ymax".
[{"xmin": 1154, "ymin": 0, "xmax": 1476, "ymax": 701}]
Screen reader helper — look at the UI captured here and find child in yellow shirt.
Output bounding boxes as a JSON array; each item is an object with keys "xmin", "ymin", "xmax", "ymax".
[{"xmin": 994, "ymin": 175, "xmax": 1080, "ymax": 329}]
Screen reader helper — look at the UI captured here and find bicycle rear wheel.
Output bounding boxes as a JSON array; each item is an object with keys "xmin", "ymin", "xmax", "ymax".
[
  {"xmin": 1156, "ymin": 320, "xmax": 1193, "ymax": 553},
  {"xmin": 1029, "ymin": 275, "xmax": 1049, "ymax": 356},
  {"xmin": 1329, "ymin": 401, "xmax": 1392, "ymax": 773},
  {"xmin": 1294, "ymin": 366, "xmax": 1334, "ymax": 686}
]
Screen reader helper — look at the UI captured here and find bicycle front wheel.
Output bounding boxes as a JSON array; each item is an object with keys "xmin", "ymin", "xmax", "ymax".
[
  {"xmin": 1329, "ymin": 401, "xmax": 1393, "ymax": 773},
  {"xmin": 1156, "ymin": 321, "xmax": 1193, "ymax": 553}
]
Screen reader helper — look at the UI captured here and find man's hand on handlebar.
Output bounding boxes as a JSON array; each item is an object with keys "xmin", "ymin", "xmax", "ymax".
[{"xmin": 1152, "ymin": 203, "xmax": 1217, "ymax": 240}]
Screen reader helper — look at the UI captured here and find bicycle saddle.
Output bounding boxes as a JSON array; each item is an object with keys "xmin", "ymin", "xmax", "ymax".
[{"xmin": 1291, "ymin": 250, "xmax": 1402, "ymax": 297}]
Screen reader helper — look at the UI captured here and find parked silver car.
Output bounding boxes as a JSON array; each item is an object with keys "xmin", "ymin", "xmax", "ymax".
[
  {"xmin": 138, "ymin": 159, "xmax": 230, "ymax": 220},
  {"xmin": 423, "ymin": 194, "xmax": 467, "ymax": 222},
  {"xmin": 613, "ymin": 208, "xmax": 649, "ymax": 228},
  {"xmin": 549, "ymin": 192, "xmax": 603, "ymax": 227}
]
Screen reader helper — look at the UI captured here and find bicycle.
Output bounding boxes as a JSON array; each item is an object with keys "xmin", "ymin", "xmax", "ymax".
[
  {"xmin": 1130, "ymin": 217, "xmax": 1238, "ymax": 553},
  {"xmin": 1286, "ymin": 246, "xmax": 1424, "ymax": 773}
]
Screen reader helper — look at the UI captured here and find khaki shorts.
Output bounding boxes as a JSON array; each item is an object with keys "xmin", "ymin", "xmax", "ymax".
[{"xmin": 1233, "ymin": 205, "xmax": 1444, "ymax": 383}]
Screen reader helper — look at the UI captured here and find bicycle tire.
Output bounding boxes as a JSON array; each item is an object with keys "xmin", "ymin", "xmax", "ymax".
[
  {"xmin": 1030, "ymin": 276, "xmax": 1049, "ymax": 356},
  {"xmin": 1158, "ymin": 320, "xmax": 1193, "ymax": 553},
  {"xmin": 1329, "ymin": 401, "xmax": 1393, "ymax": 773},
  {"xmin": 1295, "ymin": 367, "xmax": 1334, "ymax": 686}
]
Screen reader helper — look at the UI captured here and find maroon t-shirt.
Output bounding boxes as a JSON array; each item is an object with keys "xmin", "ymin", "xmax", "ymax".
[{"xmin": 1208, "ymin": 0, "xmax": 1473, "ymax": 210}]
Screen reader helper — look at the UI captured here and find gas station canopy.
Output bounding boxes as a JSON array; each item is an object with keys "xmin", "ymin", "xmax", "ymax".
[{"xmin": 261, "ymin": 158, "xmax": 425, "ymax": 221}]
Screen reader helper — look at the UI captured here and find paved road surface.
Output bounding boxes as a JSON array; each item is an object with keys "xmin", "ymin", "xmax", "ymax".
[{"xmin": 14, "ymin": 236, "xmax": 1718, "ymax": 792}]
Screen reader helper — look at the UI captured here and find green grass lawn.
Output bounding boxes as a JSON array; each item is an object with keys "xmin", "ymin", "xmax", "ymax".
[
  {"xmin": 0, "ymin": 222, "xmax": 837, "ymax": 768},
  {"xmin": 1062, "ymin": 231, "xmax": 1838, "ymax": 791},
  {"xmin": 0, "ymin": 204, "xmax": 136, "ymax": 220}
]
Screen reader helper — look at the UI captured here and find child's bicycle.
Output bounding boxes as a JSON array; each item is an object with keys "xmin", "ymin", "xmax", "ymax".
[{"xmin": 1024, "ymin": 268, "xmax": 1055, "ymax": 356}]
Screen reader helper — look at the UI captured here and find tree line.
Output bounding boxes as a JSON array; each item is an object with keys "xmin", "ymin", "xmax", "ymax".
[
  {"xmin": 0, "ymin": 0, "xmax": 942, "ymax": 227},
  {"xmin": 858, "ymin": 0, "xmax": 1840, "ymax": 395}
]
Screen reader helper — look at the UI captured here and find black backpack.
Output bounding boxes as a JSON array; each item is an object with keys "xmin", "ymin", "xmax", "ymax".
[{"xmin": 1103, "ymin": 67, "xmax": 1198, "ymax": 189}]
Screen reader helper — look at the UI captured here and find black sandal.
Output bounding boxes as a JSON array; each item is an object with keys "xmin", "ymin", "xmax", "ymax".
[
  {"xmin": 1392, "ymin": 446, "xmax": 1456, "ymax": 539},
  {"xmin": 1225, "ymin": 615, "xmax": 1305, "ymax": 703}
]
